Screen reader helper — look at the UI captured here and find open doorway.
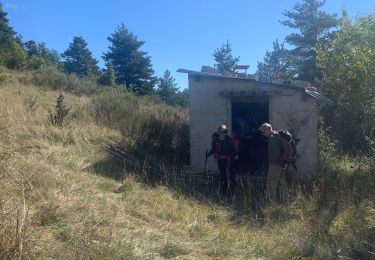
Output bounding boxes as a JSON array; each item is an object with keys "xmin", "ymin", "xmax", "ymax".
[{"xmin": 231, "ymin": 96, "xmax": 269, "ymax": 176}]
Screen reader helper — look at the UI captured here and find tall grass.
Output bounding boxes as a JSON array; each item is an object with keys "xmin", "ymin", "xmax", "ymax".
[
  {"xmin": 92, "ymin": 89, "xmax": 189, "ymax": 165},
  {"xmin": 0, "ymin": 68, "xmax": 374, "ymax": 259}
]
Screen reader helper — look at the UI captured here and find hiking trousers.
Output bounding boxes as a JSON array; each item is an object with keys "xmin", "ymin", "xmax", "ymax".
[
  {"xmin": 217, "ymin": 158, "xmax": 235, "ymax": 194},
  {"xmin": 267, "ymin": 164, "xmax": 287, "ymax": 203}
]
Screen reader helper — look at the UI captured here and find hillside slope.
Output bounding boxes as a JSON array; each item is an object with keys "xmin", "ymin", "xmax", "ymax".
[{"xmin": 0, "ymin": 70, "xmax": 373, "ymax": 259}]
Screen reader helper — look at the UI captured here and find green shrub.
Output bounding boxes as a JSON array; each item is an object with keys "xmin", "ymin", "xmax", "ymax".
[
  {"xmin": 30, "ymin": 66, "xmax": 102, "ymax": 96},
  {"xmin": 25, "ymin": 55, "xmax": 47, "ymax": 70},
  {"xmin": 92, "ymin": 90, "xmax": 189, "ymax": 165},
  {"xmin": 49, "ymin": 94, "xmax": 70, "ymax": 127}
]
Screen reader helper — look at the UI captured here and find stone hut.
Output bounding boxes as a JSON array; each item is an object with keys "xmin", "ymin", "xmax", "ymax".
[{"xmin": 178, "ymin": 66, "xmax": 332, "ymax": 180}]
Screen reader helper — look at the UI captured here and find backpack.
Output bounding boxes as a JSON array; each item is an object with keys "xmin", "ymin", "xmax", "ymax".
[{"xmin": 276, "ymin": 129, "xmax": 300, "ymax": 170}]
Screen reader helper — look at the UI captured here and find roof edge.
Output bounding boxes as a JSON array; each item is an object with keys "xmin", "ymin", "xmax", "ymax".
[{"xmin": 177, "ymin": 68, "xmax": 334, "ymax": 106}]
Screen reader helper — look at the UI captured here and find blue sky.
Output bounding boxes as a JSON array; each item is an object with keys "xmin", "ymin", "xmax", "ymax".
[{"xmin": 3, "ymin": 0, "xmax": 375, "ymax": 89}]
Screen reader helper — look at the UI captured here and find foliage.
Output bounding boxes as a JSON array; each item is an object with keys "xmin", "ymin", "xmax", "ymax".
[
  {"xmin": 26, "ymin": 66, "xmax": 101, "ymax": 96},
  {"xmin": 156, "ymin": 69, "xmax": 179, "ymax": 105},
  {"xmin": 257, "ymin": 39, "xmax": 298, "ymax": 82},
  {"xmin": 103, "ymin": 23, "xmax": 157, "ymax": 95},
  {"xmin": 49, "ymin": 94, "xmax": 70, "ymax": 127},
  {"xmin": 92, "ymin": 90, "xmax": 189, "ymax": 164},
  {"xmin": 0, "ymin": 3, "xmax": 26, "ymax": 69},
  {"xmin": 62, "ymin": 36, "xmax": 99, "ymax": 77},
  {"xmin": 213, "ymin": 40, "xmax": 240, "ymax": 73},
  {"xmin": 280, "ymin": 0, "xmax": 338, "ymax": 82},
  {"xmin": 24, "ymin": 40, "xmax": 61, "ymax": 69},
  {"xmin": 98, "ymin": 60, "xmax": 116, "ymax": 87},
  {"xmin": 175, "ymin": 88, "xmax": 189, "ymax": 108},
  {"xmin": 4, "ymin": 41, "xmax": 26, "ymax": 69},
  {"xmin": 317, "ymin": 14, "xmax": 375, "ymax": 155}
]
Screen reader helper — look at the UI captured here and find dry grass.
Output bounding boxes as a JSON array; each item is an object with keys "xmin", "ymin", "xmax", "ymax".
[{"xmin": 0, "ymin": 69, "xmax": 373, "ymax": 259}]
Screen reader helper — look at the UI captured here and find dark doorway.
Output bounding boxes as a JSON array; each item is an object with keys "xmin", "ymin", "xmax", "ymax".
[{"xmin": 231, "ymin": 97, "xmax": 269, "ymax": 177}]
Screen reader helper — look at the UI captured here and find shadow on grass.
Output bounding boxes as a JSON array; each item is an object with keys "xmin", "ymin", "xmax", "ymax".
[
  {"xmin": 87, "ymin": 145, "xmax": 275, "ymax": 225},
  {"xmin": 89, "ymin": 158, "xmax": 125, "ymax": 180}
]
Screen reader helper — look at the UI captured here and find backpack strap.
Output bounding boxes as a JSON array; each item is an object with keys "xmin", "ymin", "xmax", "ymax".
[{"xmin": 275, "ymin": 133, "xmax": 293, "ymax": 162}]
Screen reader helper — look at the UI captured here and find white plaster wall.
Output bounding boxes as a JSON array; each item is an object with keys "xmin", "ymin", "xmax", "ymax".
[{"xmin": 270, "ymin": 92, "xmax": 318, "ymax": 178}]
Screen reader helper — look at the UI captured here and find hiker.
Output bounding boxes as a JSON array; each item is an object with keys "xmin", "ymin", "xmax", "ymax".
[
  {"xmin": 207, "ymin": 124, "xmax": 237, "ymax": 195},
  {"xmin": 259, "ymin": 123, "xmax": 292, "ymax": 203},
  {"xmin": 232, "ymin": 117, "xmax": 250, "ymax": 150}
]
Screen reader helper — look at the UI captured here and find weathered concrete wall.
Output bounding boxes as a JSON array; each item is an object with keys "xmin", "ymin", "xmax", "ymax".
[
  {"xmin": 270, "ymin": 92, "xmax": 318, "ymax": 179},
  {"xmin": 188, "ymin": 74, "xmax": 317, "ymax": 178}
]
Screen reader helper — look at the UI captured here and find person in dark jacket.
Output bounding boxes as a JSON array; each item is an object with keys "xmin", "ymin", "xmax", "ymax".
[
  {"xmin": 207, "ymin": 124, "xmax": 237, "ymax": 195},
  {"xmin": 259, "ymin": 123, "xmax": 292, "ymax": 203}
]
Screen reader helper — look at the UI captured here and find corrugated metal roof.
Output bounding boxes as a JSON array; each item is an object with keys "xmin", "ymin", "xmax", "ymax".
[
  {"xmin": 305, "ymin": 89, "xmax": 334, "ymax": 106},
  {"xmin": 177, "ymin": 68, "xmax": 334, "ymax": 106}
]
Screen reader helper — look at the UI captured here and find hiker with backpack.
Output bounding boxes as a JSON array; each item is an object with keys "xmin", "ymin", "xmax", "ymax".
[
  {"xmin": 259, "ymin": 123, "xmax": 296, "ymax": 203},
  {"xmin": 206, "ymin": 124, "xmax": 237, "ymax": 195}
]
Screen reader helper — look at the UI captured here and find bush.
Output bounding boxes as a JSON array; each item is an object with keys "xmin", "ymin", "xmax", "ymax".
[
  {"xmin": 30, "ymin": 66, "xmax": 102, "ymax": 96},
  {"xmin": 49, "ymin": 94, "xmax": 70, "ymax": 127},
  {"xmin": 92, "ymin": 90, "xmax": 189, "ymax": 165}
]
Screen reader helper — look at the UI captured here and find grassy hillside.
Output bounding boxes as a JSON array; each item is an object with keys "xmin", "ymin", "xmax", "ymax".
[{"xmin": 0, "ymin": 69, "xmax": 374, "ymax": 259}]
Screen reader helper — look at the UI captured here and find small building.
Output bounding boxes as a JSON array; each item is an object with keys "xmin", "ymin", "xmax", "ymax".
[{"xmin": 178, "ymin": 66, "xmax": 332, "ymax": 180}]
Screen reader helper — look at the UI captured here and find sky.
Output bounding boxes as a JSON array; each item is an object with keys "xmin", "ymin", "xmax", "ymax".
[{"xmin": 3, "ymin": 0, "xmax": 375, "ymax": 90}]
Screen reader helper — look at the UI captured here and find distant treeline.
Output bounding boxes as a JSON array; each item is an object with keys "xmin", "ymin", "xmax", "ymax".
[{"xmin": 0, "ymin": 4, "xmax": 187, "ymax": 106}]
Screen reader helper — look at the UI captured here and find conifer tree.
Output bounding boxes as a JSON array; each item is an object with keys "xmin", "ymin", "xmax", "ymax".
[
  {"xmin": 24, "ymin": 40, "xmax": 61, "ymax": 69},
  {"xmin": 0, "ymin": 3, "xmax": 25, "ymax": 68},
  {"xmin": 280, "ymin": 0, "xmax": 338, "ymax": 82},
  {"xmin": 213, "ymin": 40, "xmax": 240, "ymax": 73},
  {"xmin": 0, "ymin": 3, "xmax": 16, "ymax": 44},
  {"xmin": 257, "ymin": 39, "xmax": 297, "ymax": 83},
  {"xmin": 98, "ymin": 60, "xmax": 116, "ymax": 87},
  {"xmin": 157, "ymin": 70, "xmax": 179, "ymax": 105},
  {"xmin": 103, "ymin": 23, "xmax": 156, "ymax": 95},
  {"xmin": 62, "ymin": 36, "xmax": 99, "ymax": 76}
]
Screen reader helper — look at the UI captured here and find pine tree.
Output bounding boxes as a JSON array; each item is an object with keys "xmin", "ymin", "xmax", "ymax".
[
  {"xmin": 24, "ymin": 40, "xmax": 61, "ymax": 69},
  {"xmin": 213, "ymin": 40, "xmax": 240, "ymax": 73},
  {"xmin": 49, "ymin": 94, "xmax": 70, "ymax": 127},
  {"xmin": 24, "ymin": 40, "xmax": 39, "ymax": 57},
  {"xmin": 103, "ymin": 24, "xmax": 156, "ymax": 95},
  {"xmin": 37, "ymin": 42, "xmax": 61, "ymax": 65},
  {"xmin": 280, "ymin": 0, "xmax": 338, "ymax": 82},
  {"xmin": 157, "ymin": 70, "xmax": 179, "ymax": 105},
  {"xmin": 175, "ymin": 88, "xmax": 189, "ymax": 108},
  {"xmin": 0, "ymin": 3, "xmax": 16, "ymax": 44},
  {"xmin": 98, "ymin": 60, "xmax": 116, "ymax": 87},
  {"xmin": 257, "ymin": 39, "xmax": 298, "ymax": 83},
  {"xmin": 0, "ymin": 3, "xmax": 25, "ymax": 68},
  {"xmin": 62, "ymin": 36, "xmax": 99, "ymax": 76}
]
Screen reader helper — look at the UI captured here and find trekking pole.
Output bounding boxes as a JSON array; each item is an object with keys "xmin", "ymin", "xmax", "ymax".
[{"xmin": 204, "ymin": 150, "xmax": 209, "ymax": 176}]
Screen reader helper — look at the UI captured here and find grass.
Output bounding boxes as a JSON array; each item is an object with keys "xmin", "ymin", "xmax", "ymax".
[{"xmin": 0, "ymin": 68, "xmax": 374, "ymax": 259}]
